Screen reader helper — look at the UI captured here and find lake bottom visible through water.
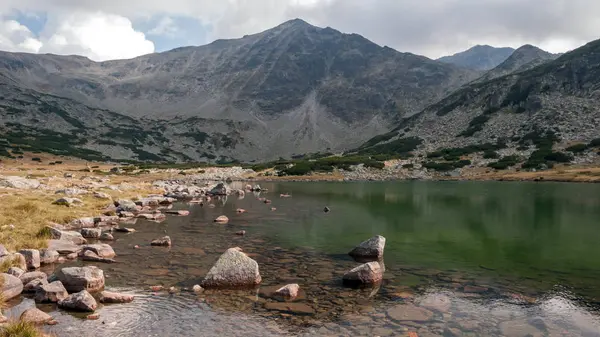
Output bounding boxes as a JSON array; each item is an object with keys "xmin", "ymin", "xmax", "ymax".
[{"xmin": 6, "ymin": 181, "xmax": 600, "ymax": 336}]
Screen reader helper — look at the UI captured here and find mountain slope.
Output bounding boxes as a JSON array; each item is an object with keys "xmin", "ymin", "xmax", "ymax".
[
  {"xmin": 438, "ymin": 45, "xmax": 515, "ymax": 70},
  {"xmin": 473, "ymin": 45, "xmax": 559, "ymax": 83},
  {"xmin": 0, "ymin": 19, "xmax": 479, "ymax": 162},
  {"xmin": 361, "ymin": 38, "xmax": 600, "ymax": 161}
]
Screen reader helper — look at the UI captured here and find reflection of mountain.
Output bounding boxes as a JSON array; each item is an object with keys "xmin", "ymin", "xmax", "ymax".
[{"xmin": 259, "ymin": 181, "xmax": 600, "ymax": 291}]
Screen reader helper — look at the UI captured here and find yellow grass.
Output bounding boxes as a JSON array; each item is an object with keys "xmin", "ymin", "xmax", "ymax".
[{"xmin": 0, "ymin": 320, "xmax": 48, "ymax": 337}]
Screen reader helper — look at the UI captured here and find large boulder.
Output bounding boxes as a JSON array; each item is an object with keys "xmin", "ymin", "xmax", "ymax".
[
  {"xmin": 58, "ymin": 290, "xmax": 98, "ymax": 312},
  {"xmin": 48, "ymin": 240, "xmax": 83, "ymax": 255},
  {"xmin": 23, "ymin": 278, "xmax": 48, "ymax": 293},
  {"xmin": 0, "ymin": 176, "xmax": 41, "ymax": 189},
  {"xmin": 80, "ymin": 244, "xmax": 116, "ymax": 258},
  {"xmin": 342, "ymin": 262, "xmax": 383, "ymax": 287},
  {"xmin": 48, "ymin": 227, "xmax": 87, "ymax": 245},
  {"xmin": 34, "ymin": 281, "xmax": 69, "ymax": 303},
  {"xmin": 18, "ymin": 249, "xmax": 41, "ymax": 270},
  {"xmin": 116, "ymin": 199, "xmax": 138, "ymax": 212},
  {"xmin": 348, "ymin": 235, "xmax": 386, "ymax": 261},
  {"xmin": 52, "ymin": 266, "xmax": 105, "ymax": 292},
  {"xmin": 40, "ymin": 249, "xmax": 60, "ymax": 265},
  {"xmin": 201, "ymin": 248, "xmax": 261, "ymax": 288},
  {"xmin": 67, "ymin": 217, "xmax": 95, "ymax": 229},
  {"xmin": 20, "ymin": 308, "xmax": 53, "ymax": 325},
  {"xmin": 81, "ymin": 250, "xmax": 116, "ymax": 263},
  {"xmin": 99, "ymin": 291, "xmax": 134, "ymax": 303},
  {"xmin": 209, "ymin": 183, "xmax": 228, "ymax": 195},
  {"xmin": 1, "ymin": 273, "xmax": 23, "ymax": 300},
  {"xmin": 20, "ymin": 271, "xmax": 47, "ymax": 285},
  {"xmin": 80, "ymin": 228, "xmax": 102, "ymax": 239},
  {"xmin": 7, "ymin": 267, "xmax": 25, "ymax": 278}
]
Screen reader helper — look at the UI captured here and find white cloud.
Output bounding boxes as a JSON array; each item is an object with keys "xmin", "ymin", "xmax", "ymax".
[
  {"xmin": 148, "ymin": 16, "xmax": 178, "ymax": 37},
  {"xmin": 38, "ymin": 11, "xmax": 154, "ymax": 61},
  {"xmin": 0, "ymin": 18, "xmax": 42, "ymax": 52}
]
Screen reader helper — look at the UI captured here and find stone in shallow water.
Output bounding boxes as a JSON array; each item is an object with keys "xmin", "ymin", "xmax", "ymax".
[
  {"xmin": 80, "ymin": 244, "xmax": 116, "ymax": 258},
  {"xmin": 418, "ymin": 293, "xmax": 452, "ymax": 313},
  {"xmin": 274, "ymin": 284, "xmax": 300, "ymax": 300},
  {"xmin": 342, "ymin": 262, "xmax": 383, "ymax": 287},
  {"xmin": 34, "ymin": 280, "xmax": 69, "ymax": 303},
  {"xmin": 99, "ymin": 291, "xmax": 134, "ymax": 303},
  {"xmin": 20, "ymin": 271, "xmax": 47, "ymax": 285},
  {"xmin": 52, "ymin": 266, "xmax": 105, "ymax": 292},
  {"xmin": 151, "ymin": 236, "xmax": 172, "ymax": 247},
  {"xmin": 20, "ymin": 307, "xmax": 53, "ymax": 325},
  {"xmin": 80, "ymin": 228, "xmax": 102, "ymax": 239},
  {"xmin": 40, "ymin": 248, "xmax": 60, "ymax": 264},
  {"xmin": 348, "ymin": 235, "xmax": 386, "ymax": 261},
  {"xmin": 58, "ymin": 290, "xmax": 98, "ymax": 312},
  {"xmin": 18, "ymin": 249, "xmax": 41, "ymax": 269},
  {"xmin": 81, "ymin": 250, "xmax": 116, "ymax": 263},
  {"xmin": 201, "ymin": 248, "xmax": 261, "ymax": 288},
  {"xmin": 264, "ymin": 302, "xmax": 315, "ymax": 315},
  {"xmin": 214, "ymin": 215, "xmax": 229, "ymax": 223},
  {"xmin": 100, "ymin": 233, "xmax": 114, "ymax": 241},
  {"xmin": 1, "ymin": 273, "xmax": 23, "ymax": 300},
  {"xmin": 165, "ymin": 210, "xmax": 190, "ymax": 216},
  {"xmin": 387, "ymin": 304, "xmax": 434, "ymax": 322}
]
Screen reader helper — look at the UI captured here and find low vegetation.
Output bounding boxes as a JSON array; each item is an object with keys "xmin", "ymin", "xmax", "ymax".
[
  {"xmin": 0, "ymin": 320, "xmax": 47, "ymax": 337},
  {"xmin": 488, "ymin": 155, "xmax": 520, "ymax": 170},
  {"xmin": 565, "ymin": 143, "xmax": 588, "ymax": 153}
]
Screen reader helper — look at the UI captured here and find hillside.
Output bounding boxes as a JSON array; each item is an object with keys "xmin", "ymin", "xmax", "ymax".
[
  {"xmin": 438, "ymin": 45, "xmax": 515, "ymax": 70},
  {"xmin": 360, "ymin": 38, "xmax": 600, "ymax": 170},
  {"xmin": 0, "ymin": 19, "xmax": 478, "ymax": 163},
  {"xmin": 473, "ymin": 45, "xmax": 559, "ymax": 83}
]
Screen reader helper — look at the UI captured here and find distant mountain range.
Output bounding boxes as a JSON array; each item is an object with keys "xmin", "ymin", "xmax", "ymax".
[{"xmin": 0, "ymin": 19, "xmax": 595, "ymax": 166}]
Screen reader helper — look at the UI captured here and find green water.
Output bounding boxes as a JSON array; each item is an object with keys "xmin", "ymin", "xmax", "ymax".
[{"xmin": 253, "ymin": 181, "xmax": 600, "ymax": 297}]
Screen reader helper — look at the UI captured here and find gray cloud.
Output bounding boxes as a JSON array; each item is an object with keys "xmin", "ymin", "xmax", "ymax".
[{"xmin": 1, "ymin": 0, "xmax": 599, "ymax": 58}]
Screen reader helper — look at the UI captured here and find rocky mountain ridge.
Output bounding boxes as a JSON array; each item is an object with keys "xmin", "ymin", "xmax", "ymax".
[
  {"xmin": 437, "ymin": 45, "xmax": 515, "ymax": 70},
  {"xmin": 472, "ymin": 45, "xmax": 559, "ymax": 83},
  {"xmin": 0, "ymin": 19, "xmax": 479, "ymax": 163}
]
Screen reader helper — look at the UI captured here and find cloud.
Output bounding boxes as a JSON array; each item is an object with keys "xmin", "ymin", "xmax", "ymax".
[
  {"xmin": 0, "ymin": 18, "xmax": 42, "ymax": 52},
  {"xmin": 1, "ymin": 0, "xmax": 600, "ymax": 59}
]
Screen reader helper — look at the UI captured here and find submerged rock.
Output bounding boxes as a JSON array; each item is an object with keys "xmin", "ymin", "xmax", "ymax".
[
  {"xmin": 201, "ymin": 248, "xmax": 261, "ymax": 288},
  {"xmin": 80, "ymin": 244, "xmax": 116, "ymax": 258},
  {"xmin": 274, "ymin": 284, "xmax": 300, "ymax": 300},
  {"xmin": 387, "ymin": 304, "xmax": 434, "ymax": 322},
  {"xmin": 151, "ymin": 236, "xmax": 172, "ymax": 247},
  {"xmin": 165, "ymin": 210, "xmax": 190, "ymax": 216},
  {"xmin": 348, "ymin": 235, "xmax": 386, "ymax": 261},
  {"xmin": 214, "ymin": 215, "xmax": 229, "ymax": 223},
  {"xmin": 19, "ymin": 249, "xmax": 41, "ymax": 270},
  {"xmin": 1, "ymin": 273, "xmax": 24, "ymax": 300},
  {"xmin": 81, "ymin": 250, "xmax": 116, "ymax": 263},
  {"xmin": 264, "ymin": 302, "xmax": 315, "ymax": 315},
  {"xmin": 342, "ymin": 262, "xmax": 383, "ymax": 286},
  {"xmin": 58, "ymin": 290, "xmax": 98, "ymax": 312},
  {"xmin": 99, "ymin": 291, "xmax": 134, "ymax": 303},
  {"xmin": 53, "ymin": 266, "xmax": 105, "ymax": 292},
  {"xmin": 34, "ymin": 281, "xmax": 69, "ymax": 303},
  {"xmin": 20, "ymin": 308, "xmax": 53, "ymax": 325}
]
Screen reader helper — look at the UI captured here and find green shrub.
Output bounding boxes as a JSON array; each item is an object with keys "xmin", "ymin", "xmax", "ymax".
[
  {"xmin": 483, "ymin": 150, "xmax": 499, "ymax": 159},
  {"xmin": 565, "ymin": 143, "xmax": 588, "ymax": 153},
  {"xmin": 423, "ymin": 162, "xmax": 455, "ymax": 171},
  {"xmin": 487, "ymin": 155, "xmax": 520, "ymax": 170},
  {"xmin": 31, "ymin": 157, "xmax": 41, "ymax": 162},
  {"xmin": 402, "ymin": 163, "xmax": 414, "ymax": 169},
  {"xmin": 589, "ymin": 138, "xmax": 600, "ymax": 147}
]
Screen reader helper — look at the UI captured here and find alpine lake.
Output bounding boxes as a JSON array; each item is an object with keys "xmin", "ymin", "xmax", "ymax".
[{"xmin": 5, "ymin": 181, "xmax": 600, "ymax": 337}]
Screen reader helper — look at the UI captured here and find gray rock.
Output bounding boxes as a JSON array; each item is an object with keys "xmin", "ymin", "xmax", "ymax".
[
  {"xmin": 48, "ymin": 239, "xmax": 83, "ymax": 255},
  {"xmin": 116, "ymin": 199, "xmax": 138, "ymax": 212},
  {"xmin": 55, "ymin": 188, "xmax": 88, "ymax": 196},
  {"xmin": 40, "ymin": 249, "xmax": 60, "ymax": 264},
  {"xmin": 19, "ymin": 249, "xmax": 41, "ymax": 269},
  {"xmin": 99, "ymin": 233, "xmax": 114, "ymax": 241},
  {"xmin": 53, "ymin": 197, "xmax": 83, "ymax": 207},
  {"xmin": 81, "ymin": 250, "xmax": 116, "ymax": 263},
  {"xmin": 58, "ymin": 290, "xmax": 98, "ymax": 312},
  {"xmin": 53, "ymin": 266, "xmax": 105, "ymax": 292},
  {"xmin": 23, "ymin": 278, "xmax": 48, "ymax": 293},
  {"xmin": 93, "ymin": 192, "xmax": 112, "ymax": 200},
  {"xmin": 1, "ymin": 273, "xmax": 24, "ymax": 300},
  {"xmin": 0, "ymin": 176, "xmax": 41, "ymax": 189},
  {"xmin": 387, "ymin": 304, "xmax": 434, "ymax": 322},
  {"xmin": 209, "ymin": 183, "xmax": 227, "ymax": 195},
  {"xmin": 201, "ymin": 247, "xmax": 261, "ymax": 288},
  {"xmin": 20, "ymin": 271, "xmax": 47, "ymax": 285},
  {"xmin": 20, "ymin": 307, "xmax": 53, "ymax": 324},
  {"xmin": 34, "ymin": 281, "xmax": 69, "ymax": 303},
  {"xmin": 342, "ymin": 262, "xmax": 383, "ymax": 286},
  {"xmin": 274, "ymin": 284, "xmax": 300, "ymax": 300},
  {"xmin": 7, "ymin": 267, "xmax": 25, "ymax": 278},
  {"xmin": 80, "ymin": 244, "xmax": 116, "ymax": 258},
  {"xmin": 99, "ymin": 291, "xmax": 134, "ymax": 303},
  {"xmin": 67, "ymin": 217, "xmax": 95, "ymax": 229},
  {"xmin": 0, "ymin": 244, "xmax": 8, "ymax": 257},
  {"xmin": 348, "ymin": 235, "xmax": 386, "ymax": 261},
  {"xmin": 80, "ymin": 228, "xmax": 102, "ymax": 239},
  {"xmin": 150, "ymin": 236, "xmax": 171, "ymax": 247},
  {"xmin": 48, "ymin": 227, "xmax": 87, "ymax": 245}
]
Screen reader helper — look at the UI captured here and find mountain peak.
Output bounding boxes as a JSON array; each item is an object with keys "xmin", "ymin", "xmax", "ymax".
[
  {"xmin": 277, "ymin": 18, "xmax": 314, "ymax": 29},
  {"xmin": 437, "ymin": 45, "xmax": 516, "ymax": 70}
]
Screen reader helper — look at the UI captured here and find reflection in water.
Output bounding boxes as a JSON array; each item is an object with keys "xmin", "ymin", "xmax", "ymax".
[{"xmin": 8, "ymin": 181, "xmax": 600, "ymax": 336}]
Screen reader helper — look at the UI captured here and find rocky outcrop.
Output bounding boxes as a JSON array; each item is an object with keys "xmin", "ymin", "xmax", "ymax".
[
  {"xmin": 99, "ymin": 291, "xmax": 134, "ymax": 303},
  {"xmin": 19, "ymin": 249, "xmax": 41, "ymax": 270},
  {"xmin": 20, "ymin": 308, "xmax": 53, "ymax": 325},
  {"xmin": 48, "ymin": 240, "xmax": 83, "ymax": 255},
  {"xmin": 48, "ymin": 227, "xmax": 87, "ymax": 245},
  {"xmin": 201, "ymin": 248, "xmax": 262, "ymax": 288},
  {"xmin": 150, "ymin": 236, "xmax": 172, "ymax": 247},
  {"xmin": 58, "ymin": 290, "xmax": 98, "ymax": 312},
  {"xmin": 52, "ymin": 266, "xmax": 105, "ymax": 292},
  {"xmin": 19, "ymin": 271, "xmax": 47, "ymax": 285},
  {"xmin": 40, "ymin": 249, "xmax": 60, "ymax": 264},
  {"xmin": 274, "ymin": 284, "xmax": 300, "ymax": 300},
  {"xmin": 1, "ymin": 273, "xmax": 24, "ymax": 300},
  {"xmin": 80, "ymin": 228, "xmax": 102, "ymax": 239},
  {"xmin": 348, "ymin": 235, "xmax": 386, "ymax": 261},
  {"xmin": 34, "ymin": 281, "xmax": 69, "ymax": 303},
  {"xmin": 80, "ymin": 244, "xmax": 116, "ymax": 258},
  {"xmin": 0, "ymin": 176, "xmax": 41, "ymax": 189},
  {"xmin": 342, "ymin": 262, "xmax": 383, "ymax": 286},
  {"xmin": 116, "ymin": 199, "xmax": 138, "ymax": 212},
  {"xmin": 53, "ymin": 197, "xmax": 84, "ymax": 207}
]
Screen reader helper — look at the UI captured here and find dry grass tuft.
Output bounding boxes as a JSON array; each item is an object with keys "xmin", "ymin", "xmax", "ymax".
[{"xmin": 0, "ymin": 320, "xmax": 48, "ymax": 337}]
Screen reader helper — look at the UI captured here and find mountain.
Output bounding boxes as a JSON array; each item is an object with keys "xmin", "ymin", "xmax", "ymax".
[
  {"xmin": 360, "ymin": 38, "xmax": 600, "ymax": 166},
  {"xmin": 437, "ymin": 45, "xmax": 515, "ymax": 70},
  {"xmin": 473, "ymin": 44, "xmax": 559, "ymax": 83},
  {"xmin": 0, "ymin": 19, "xmax": 479, "ymax": 162}
]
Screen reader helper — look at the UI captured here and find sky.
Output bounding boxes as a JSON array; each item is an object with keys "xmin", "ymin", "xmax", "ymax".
[{"xmin": 0, "ymin": 0, "xmax": 598, "ymax": 62}]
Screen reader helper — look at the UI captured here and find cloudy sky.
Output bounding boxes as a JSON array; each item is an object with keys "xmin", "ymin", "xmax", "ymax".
[{"xmin": 0, "ymin": 0, "xmax": 598, "ymax": 61}]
